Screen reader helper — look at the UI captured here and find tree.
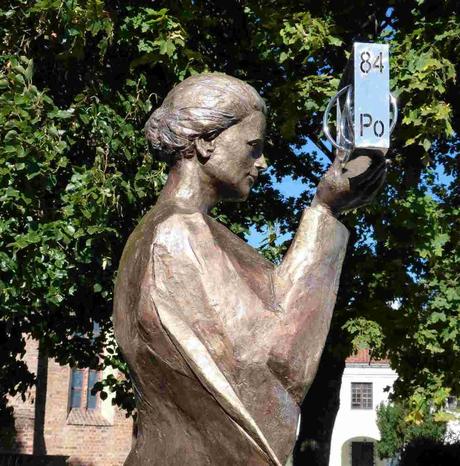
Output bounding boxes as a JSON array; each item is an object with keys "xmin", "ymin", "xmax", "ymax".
[
  {"xmin": 0, "ymin": 1, "xmax": 459, "ymax": 465},
  {"xmin": 376, "ymin": 401, "xmax": 460, "ymax": 466},
  {"xmin": 376, "ymin": 401, "xmax": 446, "ymax": 460}
]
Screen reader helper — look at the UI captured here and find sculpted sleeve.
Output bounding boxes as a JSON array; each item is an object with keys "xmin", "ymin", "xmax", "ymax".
[{"xmin": 269, "ymin": 206, "xmax": 349, "ymax": 403}]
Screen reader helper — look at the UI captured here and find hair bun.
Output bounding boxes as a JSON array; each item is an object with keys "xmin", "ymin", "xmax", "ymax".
[{"xmin": 144, "ymin": 106, "xmax": 168, "ymax": 151}]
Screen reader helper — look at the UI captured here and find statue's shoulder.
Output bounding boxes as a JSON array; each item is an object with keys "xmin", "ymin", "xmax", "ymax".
[
  {"xmin": 154, "ymin": 203, "xmax": 208, "ymax": 230},
  {"xmin": 119, "ymin": 203, "xmax": 211, "ymax": 275},
  {"xmin": 143, "ymin": 202, "xmax": 212, "ymax": 249}
]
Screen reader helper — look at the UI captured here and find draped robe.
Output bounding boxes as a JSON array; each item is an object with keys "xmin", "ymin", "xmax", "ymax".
[{"xmin": 113, "ymin": 201, "xmax": 348, "ymax": 465}]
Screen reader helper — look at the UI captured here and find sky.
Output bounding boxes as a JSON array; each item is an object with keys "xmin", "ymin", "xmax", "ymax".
[{"xmin": 246, "ymin": 138, "xmax": 330, "ymax": 248}]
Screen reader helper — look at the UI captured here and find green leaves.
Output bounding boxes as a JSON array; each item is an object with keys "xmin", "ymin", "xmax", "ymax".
[
  {"xmin": 26, "ymin": 0, "xmax": 114, "ymax": 59},
  {"xmin": 279, "ymin": 12, "xmax": 342, "ymax": 64},
  {"xmin": 392, "ymin": 19, "xmax": 458, "ymax": 151},
  {"xmin": 120, "ymin": 6, "xmax": 202, "ymax": 78},
  {"xmin": 342, "ymin": 317, "xmax": 384, "ymax": 354},
  {"xmin": 376, "ymin": 401, "xmax": 447, "ymax": 459},
  {"xmin": 0, "ymin": 51, "xmax": 162, "ymax": 416}
]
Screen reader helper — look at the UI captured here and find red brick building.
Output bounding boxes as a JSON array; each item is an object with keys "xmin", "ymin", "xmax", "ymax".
[{"xmin": 1, "ymin": 337, "xmax": 133, "ymax": 466}]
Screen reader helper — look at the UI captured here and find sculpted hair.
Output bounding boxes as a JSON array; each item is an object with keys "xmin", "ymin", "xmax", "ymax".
[{"xmin": 145, "ymin": 73, "xmax": 267, "ymax": 164}]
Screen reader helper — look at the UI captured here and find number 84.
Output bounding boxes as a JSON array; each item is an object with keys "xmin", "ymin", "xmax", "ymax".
[{"xmin": 360, "ymin": 51, "xmax": 384, "ymax": 73}]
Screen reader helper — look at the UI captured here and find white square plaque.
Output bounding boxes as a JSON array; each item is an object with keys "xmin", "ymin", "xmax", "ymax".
[{"xmin": 353, "ymin": 42, "xmax": 390, "ymax": 152}]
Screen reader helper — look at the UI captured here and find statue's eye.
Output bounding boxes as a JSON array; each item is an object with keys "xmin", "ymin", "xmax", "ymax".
[
  {"xmin": 247, "ymin": 141, "xmax": 263, "ymax": 158},
  {"xmin": 247, "ymin": 139, "xmax": 263, "ymax": 149}
]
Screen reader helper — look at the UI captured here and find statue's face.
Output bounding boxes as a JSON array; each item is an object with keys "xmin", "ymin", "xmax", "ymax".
[{"xmin": 202, "ymin": 111, "xmax": 267, "ymax": 201}]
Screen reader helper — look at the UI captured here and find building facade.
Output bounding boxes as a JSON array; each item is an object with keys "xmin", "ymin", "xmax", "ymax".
[
  {"xmin": 1, "ymin": 337, "xmax": 133, "ymax": 466},
  {"xmin": 329, "ymin": 349, "xmax": 397, "ymax": 466}
]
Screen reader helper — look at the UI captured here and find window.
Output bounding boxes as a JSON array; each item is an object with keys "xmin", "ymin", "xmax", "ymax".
[
  {"xmin": 87, "ymin": 369, "xmax": 99, "ymax": 409},
  {"xmin": 69, "ymin": 369, "xmax": 84, "ymax": 409},
  {"xmin": 69, "ymin": 368, "xmax": 100, "ymax": 411},
  {"xmin": 351, "ymin": 382, "xmax": 373, "ymax": 409},
  {"xmin": 68, "ymin": 321, "xmax": 101, "ymax": 411}
]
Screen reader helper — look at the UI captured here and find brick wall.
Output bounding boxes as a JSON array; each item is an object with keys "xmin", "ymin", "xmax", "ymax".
[
  {"xmin": 1, "ymin": 336, "xmax": 39, "ymax": 455},
  {"xmin": 1, "ymin": 336, "xmax": 133, "ymax": 466}
]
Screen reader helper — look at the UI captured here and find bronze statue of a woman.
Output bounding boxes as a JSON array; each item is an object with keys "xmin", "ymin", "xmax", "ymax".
[{"xmin": 113, "ymin": 73, "xmax": 387, "ymax": 465}]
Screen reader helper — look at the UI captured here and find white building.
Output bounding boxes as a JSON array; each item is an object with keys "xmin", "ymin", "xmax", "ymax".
[{"xmin": 329, "ymin": 349, "xmax": 397, "ymax": 466}]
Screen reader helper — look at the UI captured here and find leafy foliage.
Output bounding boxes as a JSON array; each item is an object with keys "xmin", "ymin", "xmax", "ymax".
[
  {"xmin": 0, "ymin": 1, "xmax": 459, "ymax": 460},
  {"xmin": 376, "ymin": 401, "xmax": 447, "ymax": 459}
]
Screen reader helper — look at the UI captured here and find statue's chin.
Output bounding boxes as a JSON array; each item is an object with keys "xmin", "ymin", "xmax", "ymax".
[
  {"xmin": 222, "ymin": 194, "xmax": 249, "ymax": 204},
  {"xmin": 218, "ymin": 183, "xmax": 250, "ymax": 203}
]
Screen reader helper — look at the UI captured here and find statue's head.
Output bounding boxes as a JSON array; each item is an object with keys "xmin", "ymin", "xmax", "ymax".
[{"xmin": 145, "ymin": 73, "xmax": 267, "ymax": 201}]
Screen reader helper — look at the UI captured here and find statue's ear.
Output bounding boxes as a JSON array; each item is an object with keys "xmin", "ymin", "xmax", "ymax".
[{"xmin": 195, "ymin": 137, "xmax": 215, "ymax": 161}]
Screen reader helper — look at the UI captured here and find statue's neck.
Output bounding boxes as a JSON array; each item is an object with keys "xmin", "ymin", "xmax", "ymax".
[{"xmin": 158, "ymin": 159, "xmax": 220, "ymax": 214}]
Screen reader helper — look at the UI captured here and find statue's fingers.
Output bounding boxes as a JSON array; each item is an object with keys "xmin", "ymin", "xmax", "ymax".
[
  {"xmin": 347, "ymin": 156, "xmax": 386, "ymax": 191},
  {"xmin": 361, "ymin": 164, "xmax": 387, "ymax": 201},
  {"xmin": 343, "ymin": 165, "xmax": 387, "ymax": 212},
  {"xmin": 339, "ymin": 194, "xmax": 369, "ymax": 212},
  {"xmin": 355, "ymin": 148, "xmax": 387, "ymax": 165}
]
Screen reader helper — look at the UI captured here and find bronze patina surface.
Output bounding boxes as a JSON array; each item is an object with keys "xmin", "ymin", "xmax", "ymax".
[{"xmin": 113, "ymin": 73, "xmax": 387, "ymax": 466}]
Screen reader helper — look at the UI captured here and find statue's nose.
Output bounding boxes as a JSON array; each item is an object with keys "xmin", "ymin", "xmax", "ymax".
[{"xmin": 255, "ymin": 154, "xmax": 268, "ymax": 171}]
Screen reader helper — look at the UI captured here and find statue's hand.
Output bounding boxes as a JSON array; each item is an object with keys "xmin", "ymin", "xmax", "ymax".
[{"xmin": 312, "ymin": 150, "xmax": 388, "ymax": 216}]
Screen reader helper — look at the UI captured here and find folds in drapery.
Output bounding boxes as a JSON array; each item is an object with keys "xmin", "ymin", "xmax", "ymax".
[
  {"xmin": 156, "ymin": 299, "xmax": 283, "ymax": 466},
  {"xmin": 114, "ymin": 205, "xmax": 349, "ymax": 466}
]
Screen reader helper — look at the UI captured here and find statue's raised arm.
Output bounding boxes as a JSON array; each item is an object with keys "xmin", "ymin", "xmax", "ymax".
[{"xmin": 113, "ymin": 73, "xmax": 387, "ymax": 466}]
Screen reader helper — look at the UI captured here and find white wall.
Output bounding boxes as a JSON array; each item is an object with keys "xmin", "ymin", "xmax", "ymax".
[{"xmin": 329, "ymin": 364, "xmax": 397, "ymax": 466}]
